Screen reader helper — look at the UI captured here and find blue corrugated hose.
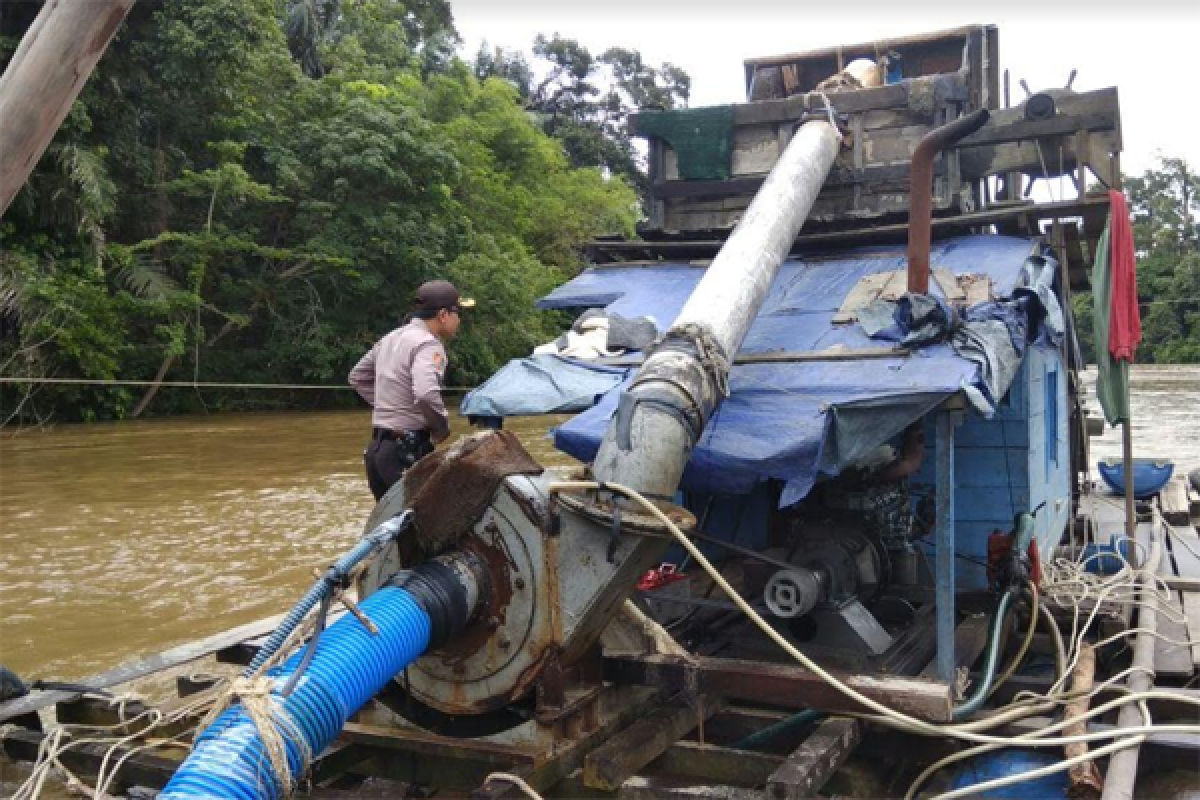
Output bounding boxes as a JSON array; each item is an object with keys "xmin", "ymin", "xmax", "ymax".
[{"xmin": 160, "ymin": 587, "xmax": 431, "ymax": 800}]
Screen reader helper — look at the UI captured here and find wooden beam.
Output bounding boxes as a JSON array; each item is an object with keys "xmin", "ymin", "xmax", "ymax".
[
  {"xmin": 655, "ymin": 740, "xmax": 783, "ymax": 787},
  {"xmin": 594, "ymin": 347, "xmax": 908, "ymax": 369},
  {"xmin": 0, "ymin": 727, "xmax": 180, "ymax": 791},
  {"xmin": 470, "ymin": 686, "xmax": 662, "ymax": 799},
  {"xmin": 956, "ymin": 112, "xmax": 1117, "ymax": 150},
  {"xmin": 340, "ymin": 722, "xmax": 539, "ymax": 766},
  {"xmin": 766, "ymin": 717, "xmax": 863, "ymax": 799},
  {"xmin": 651, "ymin": 164, "xmax": 913, "ymax": 199},
  {"xmin": 619, "ymin": 776, "xmax": 766, "ymax": 800},
  {"xmin": 1162, "ymin": 478, "xmax": 1192, "ymax": 526},
  {"xmin": 0, "ymin": 0, "xmax": 136, "ymax": 215},
  {"xmin": 603, "ymin": 653, "xmax": 954, "ymax": 722},
  {"xmin": 604, "ymin": 197, "xmax": 1112, "ymax": 259},
  {"xmin": 585, "ymin": 693, "xmax": 723, "ymax": 791},
  {"xmin": 0, "ymin": 612, "xmax": 285, "ymax": 724},
  {"xmin": 919, "ymin": 612, "xmax": 991, "ymax": 679}
]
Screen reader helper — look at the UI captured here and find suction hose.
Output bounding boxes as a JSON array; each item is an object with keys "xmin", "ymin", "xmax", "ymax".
[{"xmin": 160, "ymin": 552, "xmax": 486, "ymax": 800}]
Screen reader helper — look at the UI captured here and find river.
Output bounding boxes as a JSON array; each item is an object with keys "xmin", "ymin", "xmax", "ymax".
[
  {"xmin": 0, "ymin": 366, "xmax": 1198, "ymax": 787},
  {"xmin": 0, "ymin": 408, "xmax": 572, "ymax": 686}
]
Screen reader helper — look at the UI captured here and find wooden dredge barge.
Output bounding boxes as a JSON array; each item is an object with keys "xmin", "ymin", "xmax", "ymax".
[{"xmin": 3, "ymin": 20, "xmax": 1199, "ymax": 800}]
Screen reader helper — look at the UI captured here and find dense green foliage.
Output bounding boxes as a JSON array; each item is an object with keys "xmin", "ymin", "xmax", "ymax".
[
  {"xmin": 475, "ymin": 35, "xmax": 690, "ymax": 200},
  {"xmin": 0, "ymin": 1, "xmax": 645, "ymax": 424},
  {"xmin": 1072, "ymin": 158, "xmax": 1200, "ymax": 365}
]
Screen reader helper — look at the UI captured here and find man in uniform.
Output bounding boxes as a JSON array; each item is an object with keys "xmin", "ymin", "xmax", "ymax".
[{"xmin": 349, "ymin": 280, "xmax": 474, "ymax": 500}]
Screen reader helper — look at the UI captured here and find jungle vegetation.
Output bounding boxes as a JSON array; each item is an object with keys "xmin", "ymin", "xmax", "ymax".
[
  {"xmin": 0, "ymin": 2, "xmax": 1194, "ymax": 427},
  {"xmin": 0, "ymin": 0, "xmax": 687, "ymax": 424}
]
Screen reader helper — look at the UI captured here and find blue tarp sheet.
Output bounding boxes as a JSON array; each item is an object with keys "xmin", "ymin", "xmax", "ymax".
[{"xmin": 464, "ymin": 235, "xmax": 1048, "ymax": 506}]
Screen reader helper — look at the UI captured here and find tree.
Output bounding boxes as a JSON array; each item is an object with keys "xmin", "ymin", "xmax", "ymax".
[
  {"xmin": 0, "ymin": 0, "xmax": 638, "ymax": 425},
  {"xmin": 476, "ymin": 34, "xmax": 691, "ymax": 201}
]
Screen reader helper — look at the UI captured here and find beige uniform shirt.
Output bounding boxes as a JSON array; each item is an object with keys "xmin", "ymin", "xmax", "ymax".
[{"xmin": 349, "ymin": 320, "xmax": 449, "ymax": 437}]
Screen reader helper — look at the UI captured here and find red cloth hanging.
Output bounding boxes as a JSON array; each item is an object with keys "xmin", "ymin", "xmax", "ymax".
[{"xmin": 1107, "ymin": 189, "xmax": 1142, "ymax": 361}]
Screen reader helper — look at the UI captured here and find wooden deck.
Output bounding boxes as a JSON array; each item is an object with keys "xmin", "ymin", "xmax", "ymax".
[{"xmin": 5, "ymin": 477, "xmax": 1200, "ymax": 798}]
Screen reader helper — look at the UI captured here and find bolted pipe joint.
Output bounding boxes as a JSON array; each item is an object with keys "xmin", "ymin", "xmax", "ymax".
[
  {"xmin": 593, "ymin": 118, "xmax": 842, "ymax": 497},
  {"xmin": 388, "ymin": 551, "xmax": 489, "ymax": 648}
]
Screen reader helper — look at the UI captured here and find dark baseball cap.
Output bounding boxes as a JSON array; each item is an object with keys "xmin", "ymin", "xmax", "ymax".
[{"xmin": 415, "ymin": 280, "xmax": 475, "ymax": 312}]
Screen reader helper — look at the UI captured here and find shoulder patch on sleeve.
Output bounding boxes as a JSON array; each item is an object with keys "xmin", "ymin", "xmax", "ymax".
[{"xmin": 432, "ymin": 349, "xmax": 445, "ymax": 370}]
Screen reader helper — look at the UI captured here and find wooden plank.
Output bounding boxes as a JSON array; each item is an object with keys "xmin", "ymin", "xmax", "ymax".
[
  {"xmin": 340, "ymin": 722, "xmax": 539, "ymax": 766},
  {"xmin": 651, "ymin": 164, "xmax": 912, "ymax": 200},
  {"xmin": 1165, "ymin": 576, "xmax": 1200, "ymax": 593},
  {"xmin": 626, "ymin": 197, "xmax": 1112, "ymax": 254},
  {"xmin": 766, "ymin": 717, "xmax": 863, "ymax": 799},
  {"xmin": 932, "ymin": 269, "xmax": 967, "ymax": 303},
  {"xmin": 603, "ymin": 653, "xmax": 954, "ymax": 722},
  {"xmin": 1154, "ymin": 592, "xmax": 1194, "ymax": 677},
  {"xmin": 730, "ymin": 84, "xmax": 912, "ymax": 126},
  {"xmin": 1162, "ymin": 478, "xmax": 1192, "ymax": 526},
  {"xmin": 0, "ymin": 727, "xmax": 180, "ymax": 791},
  {"xmin": 832, "ymin": 270, "xmax": 905, "ymax": 323},
  {"xmin": 0, "ymin": 612, "xmax": 285, "ymax": 724},
  {"xmin": 593, "ymin": 347, "xmax": 907, "ymax": 369},
  {"xmin": 471, "ymin": 686, "xmax": 662, "ymax": 800},
  {"xmin": 1167, "ymin": 523, "xmax": 1200, "ymax": 580},
  {"xmin": 920, "ymin": 612, "xmax": 992, "ymax": 679},
  {"xmin": 957, "ymin": 108, "xmax": 1119, "ymax": 149},
  {"xmin": 619, "ymin": 775, "xmax": 766, "ymax": 800},
  {"xmin": 585, "ymin": 693, "xmax": 723, "ymax": 791},
  {"xmin": 1180, "ymin": 591, "xmax": 1200, "ymax": 667},
  {"xmin": 655, "ymin": 740, "xmax": 782, "ymax": 787}
]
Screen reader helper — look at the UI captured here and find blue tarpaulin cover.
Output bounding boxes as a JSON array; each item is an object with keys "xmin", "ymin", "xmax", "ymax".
[{"xmin": 463, "ymin": 235, "xmax": 1051, "ymax": 506}]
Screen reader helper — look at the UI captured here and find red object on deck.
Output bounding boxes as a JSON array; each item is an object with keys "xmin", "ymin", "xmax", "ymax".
[
  {"xmin": 1106, "ymin": 189, "xmax": 1142, "ymax": 362},
  {"xmin": 1026, "ymin": 541, "xmax": 1043, "ymax": 588},
  {"xmin": 637, "ymin": 563, "xmax": 688, "ymax": 591},
  {"xmin": 987, "ymin": 530, "xmax": 1010, "ymax": 586}
]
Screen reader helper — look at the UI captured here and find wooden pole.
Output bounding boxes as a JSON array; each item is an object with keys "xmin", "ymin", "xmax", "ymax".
[
  {"xmin": 1100, "ymin": 521, "xmax": 1161, "ymax": 800},
  {"xmin": 1122, "ymin": 384, "xmax": 1137, "ymax": 561},
  {"xmin": 0, "ymin": 0, "xmax": 136, "ymax": 216},
  {"xmin": 1063, "ymin": 642, "xmax": 1105, "ymax": 798}
]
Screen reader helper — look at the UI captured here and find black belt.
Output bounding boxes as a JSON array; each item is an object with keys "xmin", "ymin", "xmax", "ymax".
[{"xmin": 372, "ymin": 427, "xmax": 430, "ymax": 444}]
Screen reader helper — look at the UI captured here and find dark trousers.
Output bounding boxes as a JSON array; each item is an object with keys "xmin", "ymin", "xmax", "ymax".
[{"xmin": 364, "ymin": 428, "xmax": 433, "ymax": 501}]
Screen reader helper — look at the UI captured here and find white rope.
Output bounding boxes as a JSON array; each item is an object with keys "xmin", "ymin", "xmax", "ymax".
[
  {"xmin": 546, "ymin": 480, "xmax": 1200, "ymax": 747},
  {"xmin": 484, "ymin": 772, "xmax": 544, "ymax": 799}
]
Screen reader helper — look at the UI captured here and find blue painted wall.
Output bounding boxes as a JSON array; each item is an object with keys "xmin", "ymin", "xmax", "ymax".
[{"xmin": 914, "ymin": 346, "xmax": 1070, "ymax": 588}]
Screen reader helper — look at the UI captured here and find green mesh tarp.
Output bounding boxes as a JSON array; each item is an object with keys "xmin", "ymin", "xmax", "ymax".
[{"xmin": 635, "ymin": 105, "xmax": 735, "ymax": 181}]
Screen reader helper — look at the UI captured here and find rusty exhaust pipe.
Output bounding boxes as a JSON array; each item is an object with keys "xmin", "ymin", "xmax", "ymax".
[{"xmin": 906, "ymin": 109, "xmax": 990, "ymax": 293}]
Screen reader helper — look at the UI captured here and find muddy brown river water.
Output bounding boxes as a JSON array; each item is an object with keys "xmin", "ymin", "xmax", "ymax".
[
  {"xmin": 0, "ymin": 408, "xmax": 572, "ymax": 683},
  {"xmin": 0, "ymin": 366, "xmax": 1198, "ymax": 796}
]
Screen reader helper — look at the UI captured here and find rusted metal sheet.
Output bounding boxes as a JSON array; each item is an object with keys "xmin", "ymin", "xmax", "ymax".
[
  {"xmin": 604, "ymin": 653, "xmax": 954, "ymax": 722},
  {"xmin": 766, "ymin": 717, "xmax": 863, "ymax": 799}
]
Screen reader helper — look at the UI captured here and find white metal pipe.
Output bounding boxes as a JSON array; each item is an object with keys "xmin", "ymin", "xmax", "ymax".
[
  {"xmin": 674, "ymin": 120, "xmax": 842, "ymax": 360},
  {"xmin": 1100, "ymin": 519, "xmax": 1162, "ymax": 800},
  {"xmin": 592, "ymin": 119, "xmax": 841, "ymax": 496}
]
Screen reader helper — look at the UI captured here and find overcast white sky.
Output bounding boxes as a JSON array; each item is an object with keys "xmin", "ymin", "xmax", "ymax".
[{"xmin": 451, "ymin": 1, "xmax": 1198, "ymax": 177}]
